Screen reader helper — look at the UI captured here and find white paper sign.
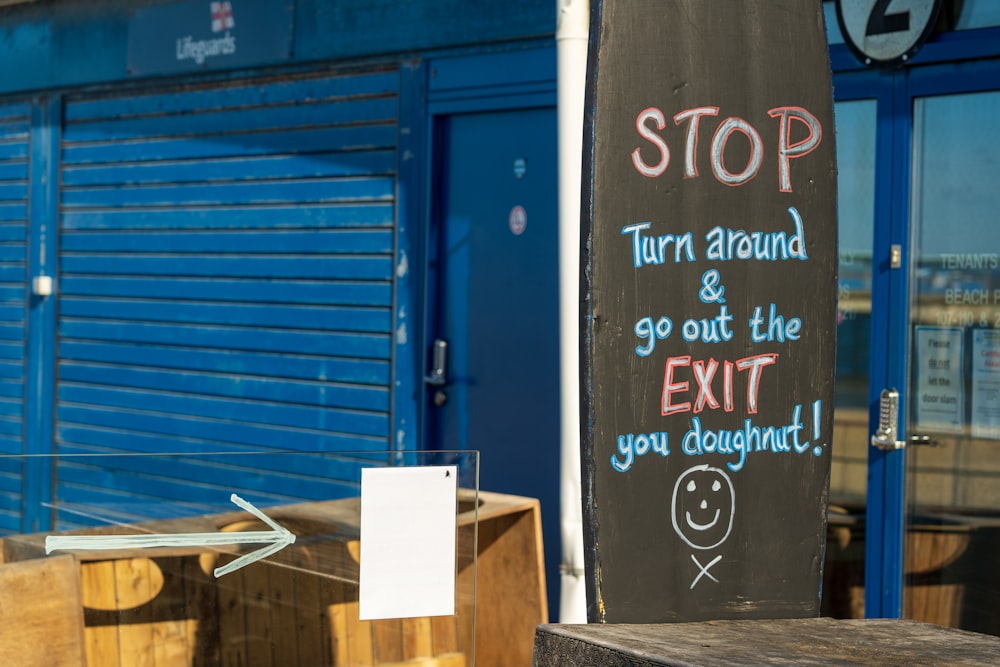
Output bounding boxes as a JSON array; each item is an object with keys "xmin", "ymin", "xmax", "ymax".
[
  {"xmin": 972, "ymin": 329, "xmax": 1000, "ymax": 439},
  {"xmin": 359, "ymin": 465, "xmax": 457, "ymax": 620},
  {"xmin": 914, "ymin": 326, "xmax": 964, "ymax": 433}
]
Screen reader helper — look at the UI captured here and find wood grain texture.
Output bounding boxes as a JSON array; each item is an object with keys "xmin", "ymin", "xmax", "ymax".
[
  {"xmin": 0, "ymin": 555, "xmax": 86, "ymax": 667},
  {"xmin": 533, "ymin": 618, "xmax": 1000, "ymax": 667},
  {"xmin": 2, "ymin": 490, "xmax": 544, "ymax": 666},
  {"xmin": 580, "ymin": 0, "xmax": 837, "ymax": 623}
]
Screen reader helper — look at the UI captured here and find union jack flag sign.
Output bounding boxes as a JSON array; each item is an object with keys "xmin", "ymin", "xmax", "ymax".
[{"xmin": 211, "ymin": 1, "xmax": 235, "ymax": 32}]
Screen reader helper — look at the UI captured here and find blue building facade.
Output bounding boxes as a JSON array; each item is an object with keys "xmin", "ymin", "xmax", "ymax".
[
  {"xmin": 0, "ymin": 0, "xmax": 566, "ymax": 618},
  {"xmin": 1, "ymin": 0, "xmax": 1000, "ymax": 631}
]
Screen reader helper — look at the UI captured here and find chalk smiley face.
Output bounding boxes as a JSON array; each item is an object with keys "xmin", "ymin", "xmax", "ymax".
[{"xmin": 671, "ymin": 464, "xmax": 735, "ymax": 550}]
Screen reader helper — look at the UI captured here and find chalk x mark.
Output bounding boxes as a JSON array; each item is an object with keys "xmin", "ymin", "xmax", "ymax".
[
  {"xmin": 690, "ymin": 553, "xmax": 722, "ymax": 589},
  {"xmin": 45, "ymin": 493, "xmax": 296, "ymax": 578}
]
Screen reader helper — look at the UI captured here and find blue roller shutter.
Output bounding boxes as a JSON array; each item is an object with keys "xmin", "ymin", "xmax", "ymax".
[
  {"xmin": 55, "ymin": 69, "xmax": 401, "ymax": 522},
  {"xmin": 0, "ymin": 102, "xmax": 29, "ymax": 532}
]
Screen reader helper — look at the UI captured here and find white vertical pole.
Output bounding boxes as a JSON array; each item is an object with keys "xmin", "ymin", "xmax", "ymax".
[{"xmin": 556, "ymin": 0, "xmax": 589, "ymax": 624}]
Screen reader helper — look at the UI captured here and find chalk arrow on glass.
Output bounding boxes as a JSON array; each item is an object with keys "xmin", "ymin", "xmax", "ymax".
[{"xmin": 45, "ymin": 493, "xmax": 296, "ymax": 578}]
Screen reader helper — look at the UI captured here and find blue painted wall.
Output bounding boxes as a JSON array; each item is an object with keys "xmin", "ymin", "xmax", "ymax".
[{"xmin": 0, "ymin": 0, "xmax": 556, "ymax": 95}]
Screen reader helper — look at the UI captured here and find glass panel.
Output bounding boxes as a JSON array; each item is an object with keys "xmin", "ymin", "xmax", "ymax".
[
  {"xmin": 822, "ymin": 2, "xmax": 845, "ymax": 45},
  {"xmin": 0, "ymin": 450, "xmax": 492, "ymax": 665},
  {"xmin": 823, "ymin": 99, "xmax": 876, "ymax": 620},
  {"xmin": 954, "ymin": 0, "xmax": 1000, "ymax": 30},
  {"xmin": 908, "ymin": 89, "xmax": 1000, "ymax": 636}
]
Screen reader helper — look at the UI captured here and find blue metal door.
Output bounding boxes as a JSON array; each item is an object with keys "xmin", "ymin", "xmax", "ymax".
[
  {"xmin": 0, "ymin": 97, "xmax": 58, "ymax": 534},
  {"xmin": 429, "ymin": 107, "xmax": 560, "ymax": 616},
  {"xmin": 829, "ymin": 37, "xmax": 1000, "ymax": 634},
  {"xmin": 51, "ymin": 69, "xmax": 406, "ymax": 526},
  {"xmin": 0, "ymin": 100, "xmax": 33, "ymax": 533}
]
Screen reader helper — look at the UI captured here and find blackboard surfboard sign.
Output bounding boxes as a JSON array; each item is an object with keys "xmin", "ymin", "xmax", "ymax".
[{"xmin": 580, "ymin": 1, "xmax": 838, "ymax": 623}]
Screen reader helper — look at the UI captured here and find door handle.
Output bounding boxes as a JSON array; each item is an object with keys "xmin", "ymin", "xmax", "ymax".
[
  {"xmin": 425, "ymin": 339, "xmax": 449, "ymax": 387},
  {"xmin": 871, "ymin": 388, "xmax": 905, "ymax": 450},
  {"xmin": 909, "ymin": 434, "xmax": 937, "ymax": 447}
]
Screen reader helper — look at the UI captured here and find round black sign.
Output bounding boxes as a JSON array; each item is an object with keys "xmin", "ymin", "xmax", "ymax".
[{"xmin": 836, "ymin": 0, "xmax": 943, "ymax": 67}]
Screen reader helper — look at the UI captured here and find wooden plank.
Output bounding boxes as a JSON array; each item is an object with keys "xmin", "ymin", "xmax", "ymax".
[
  {"xmin": 242, "ymin": 560, "xmax": 275, "ymax": 666},
  {"xmin": 216, "ymin": 562, "xmax": 249, "ymax": 667},
  {"xmin": 474, "ymin": 505, "xmax": 547, "ymax": 667},
  {"xmin": 325, "ymin": 575, "xmax": 351, "ymax": 665},
  {"xmin": 291, "ymin": 547, "xmax": 328, "ymax": 666},
  {"xmin": 150, "ymin": 558, "xmax": 191, "ymax": 666},
  {"xmin": 403, "ymin": 617, "xmax": 434, "ymax": 660},
  {"xmin": 580, "ymin": 0, "xmax": 837, "ymax": 623},
  {"xmin": 533, "ymin": 618, "xmax": 1000, "ymax": 667},
  {"xmin": 266, "ymin": 558, "xmax": 299, "ymax": 666},
  {"xmin": 430, "ymin": 615, "xmax": 460, "ymax": 659},
  {"xmin": 0, "ymin": 555, "xmax": 86, "ymax": 667},
  {"xmin": 81, "ymin": 560, "xmax": 122, "ymax": 667},
  {"xmin": 372, "ymin": 620, "xmax": 403, "ymax": 664},
  {"xmin": 3, "ymin": 491, "xmax": 545, "ymax": 667},
  {"xmin": 114, "ymin": 558, "xmax": 155, "ymax": 667},
  {"xmin": 185, "ymin": 556, "xmax": 220, "ymax": 665}
]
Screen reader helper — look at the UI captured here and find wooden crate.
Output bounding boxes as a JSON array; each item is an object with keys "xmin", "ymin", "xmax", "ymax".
[
  {"xmin": 0, "ymin": 490, "xmax": 546, "ymax": 667},
  {"xmin": 0, "ymin": 555, "xmax": 86, "ymax": 667}
]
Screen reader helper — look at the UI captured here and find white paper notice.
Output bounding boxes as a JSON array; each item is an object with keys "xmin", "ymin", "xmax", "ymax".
[
  {"xmin": 914, "ymin": 326, "xmax": 964, "ymax": 433},
  {"xmin": 972, "ymin": 329, "xmax": 1000, "ymax": 439},
  {"xmin": 359, "ymin": 465, "xmax": 457, "ymax": 620}
]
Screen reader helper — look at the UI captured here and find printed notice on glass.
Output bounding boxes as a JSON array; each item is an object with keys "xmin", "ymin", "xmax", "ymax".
[
  {"xmin": 359, "ymin": 465, "xmax": 457, "ymax": 620},
  {"xmin": 914, "ymin": 326, "xmax": 964, "ymax": 433},
  {"xmin": 972, "ymin": 329, "xmax": 1000, "ymax": 439}
]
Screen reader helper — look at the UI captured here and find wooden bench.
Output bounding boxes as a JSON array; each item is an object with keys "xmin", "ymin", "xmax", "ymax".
[{"xmin": 533, "ymin": 618, "xmax": 1000, "ymax": 666}]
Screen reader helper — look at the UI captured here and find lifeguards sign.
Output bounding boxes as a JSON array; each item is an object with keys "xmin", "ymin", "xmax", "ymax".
[{"xmin": 580, "ymin": 1, "xmax": 838, "ymax": 622}]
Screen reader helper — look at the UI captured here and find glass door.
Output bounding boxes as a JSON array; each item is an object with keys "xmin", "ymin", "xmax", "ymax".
[
  {"xmin": 827, "ymin": 59, "xmax": 1000, "ymax": 636},
  {"xmin": 825, "ymin": 73, "xmax": 898, "ymax": 622},
  {"xmin": 826, "ymin": 96, "xmax": 878, "ymax": 620},
  {"xmin": 905, "ymin": 76, "xmax": 1000, "ymax": 635}
]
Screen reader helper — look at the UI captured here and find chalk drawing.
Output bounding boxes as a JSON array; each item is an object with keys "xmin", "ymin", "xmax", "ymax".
[{"xmin": 45, "ymin": 493, "xmax": 296, "ymax": 578}]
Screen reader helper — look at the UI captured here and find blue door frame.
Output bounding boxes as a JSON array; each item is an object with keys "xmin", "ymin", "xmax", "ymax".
[
  {"xmin": 830, "ymin": 26, "xmax": 1000, "ymax": 619},
  {"xmin": 24, "ymin": 95, "xmax": 59, "ymax": 533},
  {"xmin": 422, "ymin": 48, "xmax": 560, "ymax": 619}
]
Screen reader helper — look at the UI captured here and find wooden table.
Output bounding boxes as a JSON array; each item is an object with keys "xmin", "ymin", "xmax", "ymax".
[{"xmin": 533, "ymin": 618, "xmax": 1000, "ymax": 666}]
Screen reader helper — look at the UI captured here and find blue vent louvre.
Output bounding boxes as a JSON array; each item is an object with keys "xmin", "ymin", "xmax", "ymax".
[
  {"xmin": 0, "ymin": 102, "xmax": 29, "ymax": 533},
  {"xmin": 56, "ymin": 70, "xmax": 400, "ymax": 523}
]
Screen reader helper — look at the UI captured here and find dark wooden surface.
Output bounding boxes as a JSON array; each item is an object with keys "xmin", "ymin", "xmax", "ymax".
[
  {"xmin": 533, "ymin": 618, "xmax": 1000, "ymax": 666},
  {"xmin": 580, "ymin": 0, "xmax": 838, "ymax": 623}
]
